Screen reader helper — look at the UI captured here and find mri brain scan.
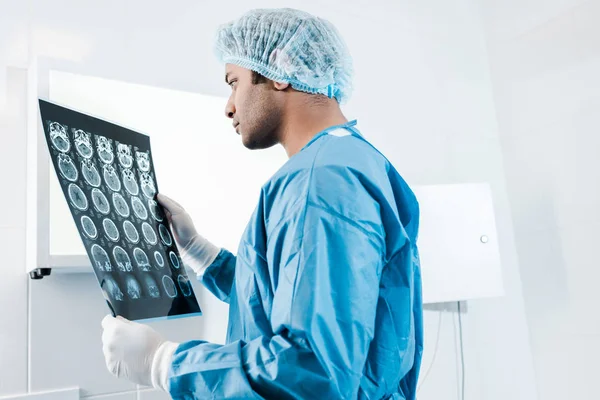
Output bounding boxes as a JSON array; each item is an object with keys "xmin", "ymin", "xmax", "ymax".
[
  {"xmin": 125, "ymin": 275, "xmax": 142, "ymax": 299},
  {"xmin": 102, "ymin": 276, "xmax": 124, "ymax": 302},
  {"xmin": 144, "ymin": 275, "xmax": 161, "ymax": 299},
  {"xmin": 135, "ymin": 150, "xmax": 151, "ymax": 172},
  {"xmin": 154, "ymin": 251, "xmax": 165, "ymax": 268},
  {"xmin": 91, "ymin": 244, "xmax": 112, "ymax": 272},
  {"xmin": 162, "ymin": 276, "xmax": 177, "ymax": 298},
  {"xmin": 159, "ymin": 224, "xmax": 172, "ymax": 246},
  {"xmin": 141, "ymin": 222, "xmax": 157, "ymax": 245},
  {"xmin": 117, "ymin": 143, "xmax": 133, "ymax": 168},
  {"xmin": 131, "ymin": 196, "xmax": 148, "ymax": 220},
  {"xmin": 168, "ymin": 251, "xmax": 180, "ymax": 269},
  {"xmin": 91, "ymin": 188, "xmax": 110, "ymax": 215},
  {"xmin": 123, "ymin": 220, "xmax": 139, "ymax": 243},
  {"xmin": 112, "ymin": 192, "xmax": 130, "ymax": 217},
  {"xmin": 40, "ymin": 101, "xmax": 203, "ymax": 321},
  {"xmin": 102, "ymin": 218, "xmax": 119, "ymax": 242},
  {"xmin": 113, "ymin": 246, "xmax": 133, "ymax": 272},
  {"xmin": 97, "ymin": 136, "xmax": 114, "ymax": 164},
  {"xmin": 177, "ymin": 275, "xmax": 192, "ymax": 297},
  {"xmin": 57, "ymin": 154, "xmax": 78, "ymax": 182},
  {"xmin": 49, "ymin": 122, "xmax": 70, "ymax": 152},
  {"xmin": 148, "ymin": 199, "xmax": 164, "ymax": 222},
  {"xmin": 68, "ymin": 183, "xmax": 88, "ymax": 211},
  {"xmin": 81, "ymin": 215, "xmax": 97, "ymax": 239},
  {"xmin": 133, "ymin": 248, "xmax": 151, "ymax": 272},
  {"xmin": 139, "ymin": 172, "xmax": 156, "ymax": 199},
  {"xmin": 74, "ymin": 129, "xmax": 93, "ymax": 159},
  {"xmin": 122, "ymin": 169, "xmax": 139, "ymax": 196},
  {"xmin": 81, "ymin": 159, "xmax": 101, "ymax": 187},
  {"xmin": 103, "ymin": 165, "xmax": 121, "ymax": 192}
]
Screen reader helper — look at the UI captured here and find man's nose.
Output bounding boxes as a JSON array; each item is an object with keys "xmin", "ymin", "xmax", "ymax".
[{"xmin": 225, "ymin": 97, "xmax": 235, "ymax": 119}]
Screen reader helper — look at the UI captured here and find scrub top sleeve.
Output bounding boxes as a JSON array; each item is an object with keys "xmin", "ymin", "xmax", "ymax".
[{"xmin": 199, "ymin": 248, "xmax": 237, "ymax": 304}]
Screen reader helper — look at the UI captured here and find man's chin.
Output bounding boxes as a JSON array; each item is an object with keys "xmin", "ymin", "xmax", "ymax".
[{"xmin": 241, "ymin": 133, "xmax": 256, "ymax": 150}]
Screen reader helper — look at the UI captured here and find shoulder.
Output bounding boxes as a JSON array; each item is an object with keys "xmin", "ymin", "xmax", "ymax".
[{"xmin": 303, "ymin": 135, "xmax": 389, "ymax": 227}]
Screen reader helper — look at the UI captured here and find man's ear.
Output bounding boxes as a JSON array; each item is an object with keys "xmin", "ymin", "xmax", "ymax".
[{"xmin": 273, "ymin": 81, "xmax": 290, "ymax": 91}]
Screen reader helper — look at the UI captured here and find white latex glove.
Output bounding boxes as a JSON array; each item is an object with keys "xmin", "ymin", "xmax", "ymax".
[
  {"xmin": 101, "ymin": 315, "xmax": 179, "ymax": 392},
  {"xmin": 157, "ymin": 193, "xmax": 221, "ymax": 277}
]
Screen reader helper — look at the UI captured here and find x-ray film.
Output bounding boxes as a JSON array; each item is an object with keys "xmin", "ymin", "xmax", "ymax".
[{"xmin": 39, "ymin": 100, "xmax": 201, "ymax": 322}]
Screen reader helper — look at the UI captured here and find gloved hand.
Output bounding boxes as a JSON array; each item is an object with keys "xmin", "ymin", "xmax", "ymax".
[
  {"xmin": 101, "ymin": 315, "xmax": 179, "ymax": 392},
  {"xmin": 157, "ymin": 193, "xmax": 221, "ymax": 276}
]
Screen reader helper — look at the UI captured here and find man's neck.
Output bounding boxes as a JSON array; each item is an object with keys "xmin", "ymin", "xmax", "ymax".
[{"xmin": 278, "ymin": 96, "xmax": 348, "ymax": 158}]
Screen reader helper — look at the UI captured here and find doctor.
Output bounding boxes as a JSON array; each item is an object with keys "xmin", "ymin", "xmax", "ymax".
[{"xmin": 102, "ymin": 8, "xmax": 423, "ymax": 399}]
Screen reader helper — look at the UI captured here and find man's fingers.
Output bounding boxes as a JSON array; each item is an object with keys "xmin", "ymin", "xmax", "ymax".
[
  {"xmin": 116, "ymin": 315, "xmax": 133, "ymax": 325},
  {"xmin": 163, "ymin": 207, "xmax": 173, "ymax": 223},
  {"xmin": 156, "ymin": 193, "xmax": 185, "ymax": 215},
  {"xmin": 101, "ymin": 314, "xmax": 115, "ymax": 329}
]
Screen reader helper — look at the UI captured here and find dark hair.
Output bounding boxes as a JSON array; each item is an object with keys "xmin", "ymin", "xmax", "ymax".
[{"xmin": 251, "ymin": 70, "xmax": 268, "ymax": 84}]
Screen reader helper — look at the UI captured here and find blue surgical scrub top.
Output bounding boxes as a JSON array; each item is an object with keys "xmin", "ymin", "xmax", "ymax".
[{"xmin": 169, "ymin": 120, "xmax": 423, "ymax": 399}]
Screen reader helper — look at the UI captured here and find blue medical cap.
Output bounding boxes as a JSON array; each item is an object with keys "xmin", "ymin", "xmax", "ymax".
[{"xmin": 214, "ymin": 8, "xmax": 353, "ymax": 104}]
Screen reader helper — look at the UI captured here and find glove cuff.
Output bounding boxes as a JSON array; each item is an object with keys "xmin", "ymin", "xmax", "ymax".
[
  {"xmin": 150, "ymin": 341, "xmax": 179, "ymax": 392},
  {"xmin": 180, "ymin": 236, "xmax": 221, "ymax": 277}
]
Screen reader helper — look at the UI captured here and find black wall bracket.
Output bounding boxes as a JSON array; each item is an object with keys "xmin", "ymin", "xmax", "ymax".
[{"xmin": 29, "ymin": 268, "xmax": 52, "ymax": 280}]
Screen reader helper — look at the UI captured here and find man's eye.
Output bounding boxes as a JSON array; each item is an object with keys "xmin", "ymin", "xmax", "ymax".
[{"xmin": 229, "ymin": 80, "xmax": 237, "ymax": 88}]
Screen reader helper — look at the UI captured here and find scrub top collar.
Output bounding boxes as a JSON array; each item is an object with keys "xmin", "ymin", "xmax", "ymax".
[{"xmin": 298, "ymin": 119, "xmax": 359, "ymax": 154}]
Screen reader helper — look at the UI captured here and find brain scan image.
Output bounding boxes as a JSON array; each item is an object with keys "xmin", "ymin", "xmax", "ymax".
[
  {"xmin": 122, "ymin": 169, "xmax": 139, "ymax": 196},
  {"xmin": 117, "ymin": 143, "xmax": 133, "ymax": 168},
  {"xmin": 49, "ymin": 122, "xmax": 70, "ymax": 152},
  {"xmin": 102, "ymin": 218, "xmax": 119, "ymax": 242},
  {"xmin": 103, "ymin": 165, "xmax": 121, "ymax": 192},
  {"xmin": 57, "ymin": 154, "xmax": 78, "ymax": 182},
  {"xmin": 101, "ymin": 276, "xmax": 124, "ymax": 302},
  {"xmin": 131, "ymin": 196, "xmax": 148, "ymax": 220},
  {"xmin": 74, "ymin": 129, "xmax": 93, "ymax": 159},
  {"xmin": 168, "ymin": 251, "xmax": 180, "ymax": 269},
  {"xmin": 112, "ymin": 192, "xmax": 130, "ymax": 217},
  {"xmin": 177, "ymin": 275, "xmax": 193, "ymax": 297},
  {"xmin": 91, "ymin": 188, "xmax": 110, "ymax": 215},
  {"xmin": 162, "ymin": 276, "xmax": 177, "ymax": 298},
  {"xmin": 81, "ymin": 215, "xmax": 97, "ymax": 239},
  {"xmin": 159, "ymin": 224, "xmax": 172, "ymax": 246},
  {"xmin": 123, "ymin": 220, "xmax": 139, "ymax": 243},
  {"xmin": 144, "ymin": 275, "xmax": 161, "ymax": 299},
  {"xmin": 139, "ymin": 172, "xmax": 156, "ymax": 199},
  {"xmin": 68, "ymin": 183, "xmax": 88, "ymax": 211},
  {"xmin": 141, "ymin": 222, "xmax": 157, "ymax": 245},
  {"xmin": 135, "ymin": 150, "xmax": 151, "ymax": 172},
  {"xmin": 40, "ymin": 101, "xmax": 204, "ymax": 321},
  {"xmin": 97, "ymin": 136, "xmax": 114, "ymax": 164},
  {"xmin": 81, "ymin": 159, "xmax": 101, "ymax": 187},
  {"xmin": 91, "ymin": 244, "xmax": 112, "ymax": 272},
  {"xmin": 148, "ymin": 199, "xmax": 164, "ymax": 222},
  {"xmin": 124, "ymin": 275, "xmax": 142, "ymax": 299},
  {"xmin": 113, "ymin": 246, "xmax": 133, "ymax": 272},
  {"xmin": 154, "ymin": 251, "xmax": 165, "ymax": 268},
  {"xmin": 133, "ymin": 247, "xmax": 151, "ymax": 271}
]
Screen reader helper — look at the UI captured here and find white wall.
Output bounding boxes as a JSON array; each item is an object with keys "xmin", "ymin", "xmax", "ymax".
[
  {"xmin": 1, "ymin": 1, "xmax": 537, "ymax": 399},
  {"xmin": 479, "ymin": 0, "xmax": 599, "ymax": 398}
]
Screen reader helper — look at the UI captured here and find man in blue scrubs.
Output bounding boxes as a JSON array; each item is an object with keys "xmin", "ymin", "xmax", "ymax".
[{"xmin": 102, "ymin": 8, "xmax": 423, "ymax": 399}]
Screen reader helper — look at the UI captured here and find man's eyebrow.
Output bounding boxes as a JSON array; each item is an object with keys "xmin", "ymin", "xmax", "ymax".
[{"xmin": 225, "ymin": 73, "xmax": 230, "ymax": 84}]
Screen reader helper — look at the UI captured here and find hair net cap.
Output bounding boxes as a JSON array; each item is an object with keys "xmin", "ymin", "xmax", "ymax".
[{"xmin": 214, "ymin": 8, "xmax": 353, "ymax": 104}]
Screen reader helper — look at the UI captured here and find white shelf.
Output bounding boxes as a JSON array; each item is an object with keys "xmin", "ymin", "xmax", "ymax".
[
  {"xmin": 48, "ymin": 255, "xmax": 92, "ymax": 274},
  {"xmin": 0, "ymin": 387, "xmax": 79, "ymax": 400}
]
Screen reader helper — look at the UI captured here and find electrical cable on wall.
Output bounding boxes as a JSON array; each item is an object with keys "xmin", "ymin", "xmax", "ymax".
[{"xmin": 457, "ymin": 301, "xmax": 465, "ymax": 400}]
